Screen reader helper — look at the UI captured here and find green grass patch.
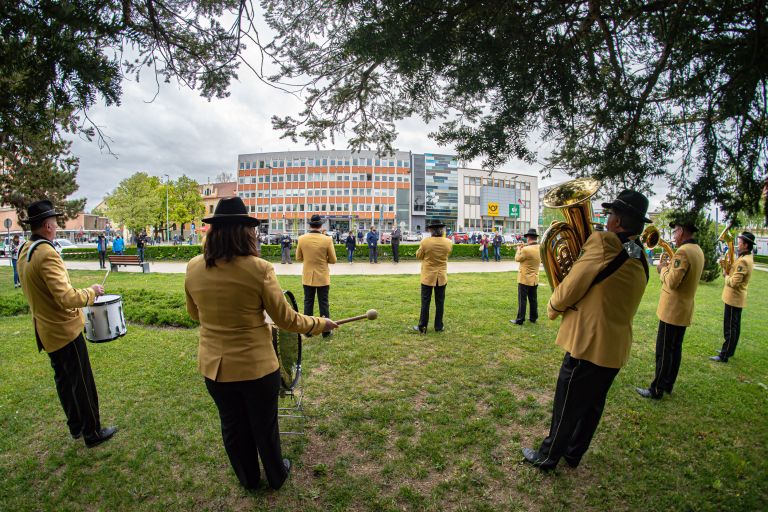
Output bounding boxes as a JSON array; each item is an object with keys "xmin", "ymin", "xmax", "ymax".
[{"xmin": 0, "ymin": 266, "xmax": 766, "ymax": 510}]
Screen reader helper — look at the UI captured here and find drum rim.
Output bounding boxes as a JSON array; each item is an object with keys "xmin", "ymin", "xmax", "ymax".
[
  {"xmin": 90, "ymin": 294, "xmax": 122, "ymax": 306},
  {"xmin": 84, "ymin": 330, "xmax": 127, "ymax": 343}
]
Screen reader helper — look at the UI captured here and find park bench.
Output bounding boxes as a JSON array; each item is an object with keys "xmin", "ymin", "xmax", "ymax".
[{"xmin": 108, "ymin": 254, "xmax": 150, "ymax": 273}]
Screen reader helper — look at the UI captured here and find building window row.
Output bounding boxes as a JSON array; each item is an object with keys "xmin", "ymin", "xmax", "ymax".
[
  {"xmin": 464, "ymin": 176, "xmax": 531, "ymax": 190},
  {"xmin": 252, "ymin": 204, "xmax": 396, "ymax": 213},
  {"xmin": 238, "ymin": 188, "xmax": 397, "ymax": 199},
  {"xmin": 238, "ymin": 173, "xmax": 410, "ymax": 184},
  {"xmin": 240, "ymin": 157, "xmax": 411, "ymax": 170}
]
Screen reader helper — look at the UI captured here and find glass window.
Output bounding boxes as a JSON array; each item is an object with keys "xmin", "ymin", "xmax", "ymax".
[
  {"xmin": 240, "ymin": 162, "xmax": 244, "ymax": 170},
  {"xmin": 321, "ymin": 189, "xmax": 327, "ymax": 196},
  {"xmin": 352, "ymin": 158, "xmax": 358, "ymax": 165},
  {"xmin": 287, "ymin": 161, "xmax": 292, "ymax": 168},
  {"xmin": 375, "ymin": 159, "xmax": 380, "ymax": 166},
  {"xmin": 344, "ymin": 159, "xmax": 350, "ymax": 165},
  {"xmin": 322, "ymin": 159, "xmax": 328, "ymax": 166}
]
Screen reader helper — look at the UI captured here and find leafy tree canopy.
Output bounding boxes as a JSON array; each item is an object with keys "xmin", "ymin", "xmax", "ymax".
[
  {"xmin": 106, "ymin": 172, "xmax": 163, "ymax": 233},
  {"xmin": 263, "ymin": 0, "xmax": 767, "ymax": 222},
  {"xmin": 168, "ymin": 175, "xmax": 205, "ymax": 236}
]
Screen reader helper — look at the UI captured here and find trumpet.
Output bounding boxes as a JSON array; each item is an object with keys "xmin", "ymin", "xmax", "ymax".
[
  {"xmin": 717, "ymin": 225, "xmax": 735, "ymax": 273},
  {"xmin": 640, "ymin": 225, "xmax": 674, "ymax": 265}
]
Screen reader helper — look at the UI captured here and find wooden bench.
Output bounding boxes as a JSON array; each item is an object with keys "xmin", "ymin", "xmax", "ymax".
[{"xmin": 108, "ymin": 255, "xmax": 150, "ymax": 273}]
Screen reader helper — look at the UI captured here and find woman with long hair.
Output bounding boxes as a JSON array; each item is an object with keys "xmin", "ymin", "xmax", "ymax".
[{"xmin": 185, "ymin": 197, "xmax": 337, "ymax": 491}]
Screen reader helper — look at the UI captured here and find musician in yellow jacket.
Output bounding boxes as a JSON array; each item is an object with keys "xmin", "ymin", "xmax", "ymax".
[
  {"xmin": 711, "ymin": 231, "xmax": 755, "ymax": 363},
  {"xmin": 296, "ymin": 214, "xmax": 337, "ymax": 338},
  {"xmin": 185, "ymin": 198, "xmax": 337, "ymax": 491},
  {"xmin": 522, "ymin": 190, "xmax": 651, "ymax": 471},
  {"xmin": 412, "ymin": 220, "xmax": 454, "ymax": 334},
  {"xmin": 512, "ymin": 228, "xmax": 541, "ymax": 325},
  {"xmin": 636, "ymin": 213, "xmax": 705, "ymax": 400},
  {"xmin": 17, "ymin": 200, "xmax": 118, "ymax": 448}
]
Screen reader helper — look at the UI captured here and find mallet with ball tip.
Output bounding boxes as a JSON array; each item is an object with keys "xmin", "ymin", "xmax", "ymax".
[{"xmin": 335, "ymin": 309, "xmax": 378, "ymax": 325}]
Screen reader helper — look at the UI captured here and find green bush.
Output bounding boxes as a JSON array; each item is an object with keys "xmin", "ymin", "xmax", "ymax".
[
  {"xmin": 755, "ymin": 254, "xmax": 767, "ymax": 264},
  {"xmin": 0, "ymin": 294, "xmax": 29, "ymax": 317},
  {"xmin": 62, "ymin": 242, "xmax": 521, "ymax": 262}
]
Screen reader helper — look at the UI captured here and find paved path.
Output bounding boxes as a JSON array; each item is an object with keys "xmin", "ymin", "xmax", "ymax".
[{"xmin": 59, "ymin": 259, "xmax": 523, "ymax": 275}]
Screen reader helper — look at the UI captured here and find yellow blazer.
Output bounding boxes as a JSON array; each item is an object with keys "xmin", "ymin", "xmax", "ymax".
[
  {"xmin": 722, "ymin": 253, "xmax": 753, "ymax": 308},
  {"xmin": 547, "ymin": 232, "xmax": 647, "ymax": 369},
  {"xmin": 184, "ymin": 255, "xmax": 326, "ymax": 382},
  {"xmin": 17, "ymin": 239, "xmax": 96, "ymax": 352},
  {"xmin": 296, "ymin": 231, "xmax": 337, "ymax": 286},
  {"xmin": 656, "ymin": 241, "xmax": 705, "ymax": 327},
  {"xmin": 416, "ymin": 236, "xmax": 453, "ymax": 286},
  {"xmin": 515, "ymin": 243, "xmax": 541, "ymax": 286}
]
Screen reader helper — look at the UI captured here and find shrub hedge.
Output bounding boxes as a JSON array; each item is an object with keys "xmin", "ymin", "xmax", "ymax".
[{"xmin": 62, "ymin": 243, "xmax": 522, "ymax": 262}]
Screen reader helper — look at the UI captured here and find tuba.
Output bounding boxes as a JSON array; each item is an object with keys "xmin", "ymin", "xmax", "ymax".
[
  {"xmin": 717, "ymin": 225, "xmax": 735, "ymax": 273},
  {"xmin": 640, "ymin": 225, "xmax": 675, "ymax": 265},
  {"xmin": 540, "ymin": 177, "xmax": 602, "ymax": 290}
]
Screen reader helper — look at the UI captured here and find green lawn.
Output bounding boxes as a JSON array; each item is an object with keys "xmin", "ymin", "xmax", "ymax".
[{"xmin": 1, "ymin": 266, "xmax": 766, "ymax": 511}]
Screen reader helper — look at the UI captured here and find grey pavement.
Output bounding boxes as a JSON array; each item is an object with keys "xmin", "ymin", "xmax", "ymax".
[{"xmin": 59, "ymin": 259, "xmax": 523, "ymax": 275}]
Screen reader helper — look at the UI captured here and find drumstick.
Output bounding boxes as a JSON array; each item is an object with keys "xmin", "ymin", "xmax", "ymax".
[
  {"xmin": 101, "ymin": 269, "xmax": 110, "ymax": 287},
  {"xmin": 335, "ymin": 309, "xmax": 378, "ymax": 325}
]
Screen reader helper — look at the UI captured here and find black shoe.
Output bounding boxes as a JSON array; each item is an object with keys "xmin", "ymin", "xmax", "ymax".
[
  {"xmin": 510, "ymin": 319, "xmax": 523, "ymax": 325},
  {"xmin": 635, "ymin": 387, "xmax": 661, "ymax": 400},
  {"xmin": 71, "ymin": 431, "xmax": 82, "ymax": 440},
  {"xmin": 563, "ymin": 455, "xmax": 581, "ymax": 468},
  {"xmin": 521, "ymin": 447, "xmax": 557, "ymax": 471},
  {"xmin": 529, "ymin": 319, "xmax": 537, "ymax": 324},
  {"xmin": 322, "ymin": 331, "xmax": 333, "ymax": 339},
  {"xmin": 435, "ymin": 328, "xmax": 444, "ymax": 333},
  {"xmin": 84, "ymin": 426, "xmax": 118, "ymax": 448},
  {"xmin": 410, "ymin": 326, "xmax": 426, "ymax": 335},
  {"xmin": 709, "ymin": 355, "xmax": 727, "ymax": 363}
]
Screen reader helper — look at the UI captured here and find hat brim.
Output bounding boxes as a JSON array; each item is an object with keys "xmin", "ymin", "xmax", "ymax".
[
  {"xmin": 737, "ymin": 234, "xmax": 755, "ymax": 244},
  {"xmin": 602, "ymin": 201, "xmax": 652, "ymax": 223},
  {"xmin": 202, "ymin": 214, "xmax": 260, "ymax": 226},
  {"xmin": 21, "ymin": 210, "xmax": 63, "ymax": 224},
  {"xmin": 525, "ymin": 232, "xmax": 539, "ymax": 238}
]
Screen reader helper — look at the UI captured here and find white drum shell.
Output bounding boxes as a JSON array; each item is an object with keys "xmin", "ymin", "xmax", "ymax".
[{"xmin": 83, "ymin": 294, "xmax": 127, "ymax": 342}]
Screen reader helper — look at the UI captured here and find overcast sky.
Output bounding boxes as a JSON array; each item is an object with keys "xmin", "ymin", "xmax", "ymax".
[{"xmin": 68, "ymin": 19, "xmax": 670, "ymax": 214}]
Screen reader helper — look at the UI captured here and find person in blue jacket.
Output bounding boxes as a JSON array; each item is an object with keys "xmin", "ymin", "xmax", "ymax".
[
  {"xmin": 366, "ymin": 226, "xmax": 379, "ymax": 263},
  {"xmin": 112, "ymin": 235, "xmax": 124, "ymax": 255}
]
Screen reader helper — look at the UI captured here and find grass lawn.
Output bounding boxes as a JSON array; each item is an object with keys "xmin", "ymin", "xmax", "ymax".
[{"xmin": 1, "ymin": 265, "xmax": 766, "ymax": 511}]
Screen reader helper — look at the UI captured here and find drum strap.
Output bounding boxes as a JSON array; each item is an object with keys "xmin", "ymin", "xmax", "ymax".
[{"xmin": 25, "ymin": 239, "xmax": 56, "ymax": 262}]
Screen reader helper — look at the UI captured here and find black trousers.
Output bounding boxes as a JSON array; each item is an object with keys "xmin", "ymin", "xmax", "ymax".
[
  {"xmin": 419, "ymin": 283, "xmax": 446, "ymax": 331},
  {"xmin": 98, "ymin": 251, "xmax": 106, "ymax": 268},
  {"xmin": 368, "ymin": 246, "xmax": 378, "ymax": 263},
  {"xmin": 392, "ymin": 241, "xmax": 400, "ymax": 262},
  {"xmin": 303, "ymin": 285, "xmax": 331, "ymax": 337},
  {"xmin": 650, "ymin": 321, "xmax": 687, "ymax": 397},
  {"xmin": 205, "ymin": 370, "xmax": 288, "ymax": 490},
  {"xmin": 537, "ymin": 353, "xmax": 619, "ymax": 466},
  {"xmin": 47, "ymin": 334, "xmax": 101, "ymax": 437},
  {"xmin": 516, "ymin": 284, "xmax": 538, "ymax": 323},
  {"xmin": 719, "ymin": 304, "xmax": 743, "ymax": 361}
]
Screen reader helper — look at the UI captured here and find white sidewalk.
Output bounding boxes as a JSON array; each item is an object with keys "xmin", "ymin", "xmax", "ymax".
[{"xmin": 59, "ymin": 259, "xmax": 522, "ymax": 275}]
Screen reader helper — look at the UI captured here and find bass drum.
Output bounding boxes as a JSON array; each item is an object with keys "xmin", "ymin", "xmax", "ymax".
[
  {"xmin": 83, "ymin": 294, "xmax": 127, "ymax": 343},
  {"xmin": 271, "ymin": 290, "xmax": 302, "ymax": 391}
]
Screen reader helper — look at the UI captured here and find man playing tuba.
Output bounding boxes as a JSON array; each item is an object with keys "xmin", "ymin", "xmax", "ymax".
[{"xmin": 522, "ymin": 190, "xmax": 650, "ymax": 471}]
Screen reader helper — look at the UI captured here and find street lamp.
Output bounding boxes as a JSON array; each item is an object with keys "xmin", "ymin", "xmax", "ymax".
[{"xmin": 164, "ymin": 174, "xmax": 170, "ymax": 243}]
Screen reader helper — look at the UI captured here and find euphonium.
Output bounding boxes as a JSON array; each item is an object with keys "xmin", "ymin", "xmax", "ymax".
[
  {"xmin": 539, "ymin": 177, "xmax": 602, "ymax": 290},
  {"xmin": 717, "ymin": 225, "xmax": 735, "ymax": 272},
  {"xmin": 640, "ymin": 225, "xmax": 675, "ymax": 264}
]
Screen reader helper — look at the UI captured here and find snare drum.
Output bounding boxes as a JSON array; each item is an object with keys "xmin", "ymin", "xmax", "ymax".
[{"xmin": 83, "ymin": 294, "xmax": 127, "ymax": 343}]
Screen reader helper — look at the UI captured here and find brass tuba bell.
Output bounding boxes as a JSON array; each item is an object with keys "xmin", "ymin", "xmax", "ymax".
[{"xmin": 539, "ymin": 177, "xmax": 602, "ymax": 290}]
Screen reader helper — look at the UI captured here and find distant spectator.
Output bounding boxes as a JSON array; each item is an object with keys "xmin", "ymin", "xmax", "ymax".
[
  {"xmin": 112, "ymin": 234, "xmax": 125, "ymax": 255},
  {"xmin": 391, "ymin": 226, "xmax": 402, "ymax": 263},
  {"xmin": 11, "ymin": 234, "xmax": 21, "ymax": 288},
  {"xmin": 280, "ymin": 233, "xmax": 293, "ymax": 264},
  {"xmin": 366, "ymin": 226, "xmax": 379, "ymax": 263},
  {"xmin": 492, "ymin": 232, "xmax": 503, "ymax": 261},
  {"xmin": 357, "ymin": 230, "xmax": 364, "ymax": 244},
  {"xmin": 136, "ymin": 232, "xmax": 146, "ymax": 262},
  {"xmin": 345, "ymin": 230, "xmax": 356, "ymax": 263},
  {"xmin": 96, "ymin": 233, "xmax": 107, "ymax": 269},
  {"xmin": 479, "ymin": 234, "xmax": 490, "ymax": 262}
]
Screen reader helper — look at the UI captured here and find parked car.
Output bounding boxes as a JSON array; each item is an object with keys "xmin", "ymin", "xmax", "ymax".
[
  {"xmin": 52, "ymin": 238, "xmax": 74, "ymax": 254},
  {"xmin": 404, "ymin": 231, "xmax": 422, "ymax": 242},
  {"xmin": 449, "ymin": 232, "xmax": 469, "ymax": 244}
]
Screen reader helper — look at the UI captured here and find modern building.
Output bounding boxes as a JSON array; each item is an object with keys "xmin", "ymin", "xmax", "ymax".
[
  {"xmin": 458, "ymin": 168, "xmax": 538, "ymax": 233},
  {"xmin": 235, "ymin": 150, "xmax": 538, "ymax": 234}
]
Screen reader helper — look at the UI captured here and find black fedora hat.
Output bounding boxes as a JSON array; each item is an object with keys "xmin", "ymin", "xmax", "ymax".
[
  {"xmin": 668, "ymin": 211, "xmax": 699, "ymax": 233},
  {"xmin": 738, "ymin": 231, "xmax": 755, "ymax": 246},
  {"xmin": 203, "ymin": 197, "xmax": 260, "ymax": 225},
  {"xmin": 21, "ymin": 199, "xmax": 63, "ymax": 224},
  {"xmin": 601, "ymin": 190, "xmax": 652, "ymax": 223},
  {"xmin": 308, "ymin": 214, "xmax": 325, "ymax": 227},
  {"xmin": 426, "ymin": 219, "xmax": 446, "ymax": 229},
  {"xmin": 524, "ymin": 228, "xmax": 539, "ymax": 238}
]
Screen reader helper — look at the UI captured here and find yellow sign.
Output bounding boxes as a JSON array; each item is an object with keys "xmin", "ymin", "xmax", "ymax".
[{"xmin": 487, "ymin": 202, "xmax": 499, "ymax": 216}]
